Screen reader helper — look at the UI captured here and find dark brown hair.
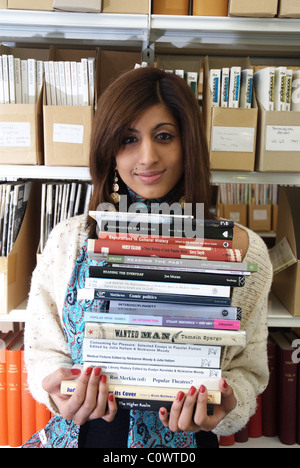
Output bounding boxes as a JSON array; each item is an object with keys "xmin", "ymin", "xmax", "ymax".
[{"xmin": 87, "ymin": 66, "xmax": 213, "ymax": 235}]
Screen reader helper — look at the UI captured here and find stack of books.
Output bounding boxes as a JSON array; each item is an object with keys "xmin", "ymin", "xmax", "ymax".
[
  {"xmin": 61, "ymin": 210, "xmax": 256, "ymax": 412},
  {"xmin": 209, "ymin": 67, "xmax": 253, "ymax": 109}
]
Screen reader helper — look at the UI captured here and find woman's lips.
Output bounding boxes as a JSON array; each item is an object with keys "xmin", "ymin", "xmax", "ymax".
[{"xmin": 135, "ymin": 170, "xmax": 165, "ymax": 184}]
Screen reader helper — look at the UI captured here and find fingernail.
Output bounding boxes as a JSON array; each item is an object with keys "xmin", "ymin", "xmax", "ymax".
[
  {"xmin": 85, "ymin": 367, "xmax": 92, "ymax": 376},
  {"xmin": 100, "ymin": 374, "xmax": 107, "ymax": 383},
  {"xmin": 176, "ymin": 391, "xmax": 185, "ymax": 402},
  {"xmin": 94, "ymin": 367, "xmax": 101, "ymax": 377},
  {"xmin": 199, "ymin": 385, "xmax": 206, "ymax": 394},
  {"xmin": 71, "ymin": 368, "xmax": 81, "ymax": 375},
  {"xmin": 189, "ymin": 386, "xmax": 197, "ymax": 396},
  {"xmin": 109, "ymin": 394, "xmax": 114, "ymax": 402},
  {"xmin": 160, "ymin": 409, "xmax": 166, "ymax": 416},
  {"xmin": 223, "ymin": 379, "xmax": 228, "ymax": 389}
]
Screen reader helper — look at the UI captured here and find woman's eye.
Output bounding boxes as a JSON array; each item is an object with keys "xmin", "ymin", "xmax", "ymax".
[
  {"xmin": 122, "ymin": 136, "xmax": 137, "ymax": 145},
  {"xmin": 156, "ymin": 132, "xmax": 174, "ymax": 142}
]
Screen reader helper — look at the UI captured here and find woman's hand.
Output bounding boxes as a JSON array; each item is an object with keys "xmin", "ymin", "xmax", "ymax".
[
  {"xmin": 42, "ymin": 366, "xmax": 118, "ymax": 426},
  {"xmin": 159, "ymin": 379, "xmax": 237, "ymax": 433}
]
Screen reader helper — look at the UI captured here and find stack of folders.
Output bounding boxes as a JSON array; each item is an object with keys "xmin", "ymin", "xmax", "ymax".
[
  {"xmin": 61, "ymin": 211, "xmax": 257, "ymax": 412},
  {"xmin": 209, "ymin": 67, "xmax": 254, "ymax": 109},
  {"xmin": 254, "ymin": 66, "xmax": 300, "ymax": 112},
  {"xmin": 0, "ymin": 54, "xmax": 95, "ymax": 106}
]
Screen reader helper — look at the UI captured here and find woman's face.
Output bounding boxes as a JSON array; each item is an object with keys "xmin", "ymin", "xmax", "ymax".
[{"xmin": 115, "ymin": 104, "xmax": 184, "ymax": 200}]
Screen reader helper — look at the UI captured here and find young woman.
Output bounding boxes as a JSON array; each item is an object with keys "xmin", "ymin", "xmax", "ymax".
[{"xmin": 23, "ymin": 67, "xmax": 272, "ymax": 448}]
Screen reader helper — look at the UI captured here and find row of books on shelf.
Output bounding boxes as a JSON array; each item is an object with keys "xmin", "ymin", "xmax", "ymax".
[
  {"xmin": 0, "ymin": 54, "xmax": 96, "ymax": 106},
  {"xmin": 216, "ymin": 183, "xmax": 280, "ymax": 206},
  {"xmin": 220, "ymin": 329, "xmax": 300, "ymax": 447},
  {"xmin": 60, "ymin": 211, "xmax": 250, "ymax": 415},
  {"xmin": 0, "ymin": 330, "xmax": 52, "ymax": 448}
]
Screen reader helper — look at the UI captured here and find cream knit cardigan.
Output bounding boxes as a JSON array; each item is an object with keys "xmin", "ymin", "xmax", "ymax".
[{"xmin": 24, "ymin": 214, "xmax": 273, "ymax": 437}]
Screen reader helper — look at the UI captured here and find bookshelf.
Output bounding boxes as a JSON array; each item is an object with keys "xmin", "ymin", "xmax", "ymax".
[{"xmin": 1, "ymin": 8, "xmax": 300, "ymax": 450}]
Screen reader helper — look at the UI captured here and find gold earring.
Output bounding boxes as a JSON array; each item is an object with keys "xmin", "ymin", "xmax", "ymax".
[
  {"xmin": 110, "ymin": 170, "xmax": 120, "ymax": 203},
  {"xmin": 179, "ymin": 196, "xmax": 186, "ymax": 209}
]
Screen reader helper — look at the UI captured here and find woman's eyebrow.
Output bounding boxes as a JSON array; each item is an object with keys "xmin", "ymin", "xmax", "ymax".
[{"xmin": 127, "ymin": 122, "xmax": 177, "ymax": 133}]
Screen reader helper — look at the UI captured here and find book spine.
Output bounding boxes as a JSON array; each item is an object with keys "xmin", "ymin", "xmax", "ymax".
[
  {"xmin": 209, "ymin": 69, "xmax": 221, "ymax": 107},
  {"xmin": 108, "ymin": 300, "xmax": 242, "ymax": 321},
  {"xmin": 78, "ymin": 288, "xmax": 232, "ymax": 307},
  {"xmin": 285, "ymin": 69, "xmax": 293, "ymax": 111},
  {"xmin": 7, "ymin": 55, "xmax": 15, "ymax": 104},
  {"xmin": 274, "ymin": 67, "xmax": 287, "ymax": 112},
  {"xmin": 14, "ymin": 58, "xmax": 22, "ymax": 104},
  {"xmin": 88, "ymin": 265, "xmax": 246, "ymax": 286},
  {"xmin": 104, "ymin": 252, "xmax": 257, "ymax": 272},
  {"xmin": 84, "ymin": 322, "xmax": 246, "ymax": 347},
  {"xmin": 27, "ymin": 58, "xmax": 37, "ymax": 105},
  {"xmin": 89, "ymin": 239, "xmax": 242, "ymax": 262},
  {"xmin": 85, "ymin": 277, "xmax": 231, "ymax": 298},
  {"xmin": 2, "ymin": 54, "xmax": 10, "ymax": 104},
  {"xmin": 84, "ymin": 310, "xmax": 241, "ymax": 330},
  {"xmin": 82, "ymin": 338, "xmax": 221, "ymax": 368},
  {"xmin": 228, "ymin": 66, "xmax": 241, "ymax": 108},
  {"xmin": 240, "ymin": 69, "xmax": 253, "ymax": 109},
  {"xmin": 97, "ymin": 231, "xmax": 232, "ymax": 248},
  {"xmin": 0, "ymin": 56, "xmax": 4, "ymax": 104},
  {"xmin": 221, "ymin": 68, "xmax": 229, "ymax": 108}
]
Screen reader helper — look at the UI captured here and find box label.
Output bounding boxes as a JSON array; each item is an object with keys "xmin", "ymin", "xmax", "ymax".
[
  {"xmin": 266, "ymin": 125, "xmax": 300, "ymax": 151},
  {"xmin": 211, "ymin": 126, "xmax": 255, "ymax": 153},
  {"xmin": 253, "ymin": 209, "xmax": 267, "ymax": 221},
  {"xmin": 53, "ymin": 123, "xmax": 84, "ymax": 144},
  {"xmin": 0, "ymin": 122, "xmax": 31, "ymax": 147}
]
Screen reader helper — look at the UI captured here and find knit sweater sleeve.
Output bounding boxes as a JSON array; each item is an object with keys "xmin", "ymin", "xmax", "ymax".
[
  {"xmin": 213, "ymin": 226, "xmax": 273, "ymax": 436},
  {"xmin": 24, "ymin": 215, "xmax": 88, "ymax": 413}
]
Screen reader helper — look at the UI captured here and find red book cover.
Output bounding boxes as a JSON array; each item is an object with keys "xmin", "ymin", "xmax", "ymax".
[
  {"xmin": 234, "ymin": 425, "xmax": 249, "ymax": 443},
  {"xmin": 248, "ymin": 394, "xmax": 262, "ymax": 438},
  {"xmin": 0, "ymin": 330, "xmax": 15, "ymax": 447},
  {"xmin": 219, "ymin": 434, "xmax": 235, "ymax": 446},
  {"xmin": 6, "ymin": 330, "xmax": 24, "ymax": 447},
  {"xmin": 89, "ymin": 239, "xmax": 242, "ymax": 262},
  {"xmin": 98, "ymin": 231, "xmax": 232, "ymax": 249},
  {"xmin": 21, "ymin": 348, "xmax": 36, "ymax": 445},
  {"xmin": 262, "ymin": 336, "xmax": 278, "ymax": 437},
  {"xmin": 35, "ymin": 401, "xmax": 51, "ymax": 432}
]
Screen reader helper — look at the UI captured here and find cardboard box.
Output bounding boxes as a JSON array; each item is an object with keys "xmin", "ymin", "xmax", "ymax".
[
  {"xmin": 0, "ymin": 182, "xmax": 40, "ymax": 315},
  {"xmin": 103, "ymin": 0, "xmax": 149, "ymax": 13},
  {"xmin": 53, "ymin": 0, "xmax": 101, "ymax": 12},
  {"xmin": 203, "ymin": 56, "xmax": 258, "ymax": 171},
  {"xmin": 223, "ymin": 204, "xmax": 247, "ymax": 227},
  {"xmin": 193, "ymin": 0, "xmax": 229, "ymax": 16},
  {"xmin": 43, "ymin": 48, "xmax": 97, "ymax": 167},
  {"xmin": 272, "ymin": 186, "xmax": 300, "ymax": 316},
  {"xmin": 0, "ymin": 0, "xmax": 7, "ymax": 8},
  {"xmin": 248, "ymin": 204, "xmax": 272, "ymax": 231},
  {"xmin": 152, "ymin": 0, "xmax": 189, "ymax": 15},
  {"xmin": 228, "ymin": 0, "xmax": 278, "ymax": 17},
  {"xmin": 0, "ymin": 46, "xmax": 49, "ymax": 165},
  {"xmin": 278, "ymin": 0, "xmax": 300, "ymax": 17},
  {"xmin": 8, "ymin": 0, "xmax": 53, "ymax": 10},
  {"xmin": 255, "ymin": 100, "xmax": 300, "ymax": 172}
]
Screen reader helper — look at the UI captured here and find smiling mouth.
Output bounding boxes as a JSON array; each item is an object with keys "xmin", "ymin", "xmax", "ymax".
[{"xmin": 135, "ymin": 171, "xmax": 165, "ymax": 184}]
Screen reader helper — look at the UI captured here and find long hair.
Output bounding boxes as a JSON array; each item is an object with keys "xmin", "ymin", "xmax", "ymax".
[{"xmin": 87, "ymin": 66, "xmax": 213, "ymax": 236}]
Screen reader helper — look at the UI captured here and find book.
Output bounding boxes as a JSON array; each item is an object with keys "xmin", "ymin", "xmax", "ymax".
[
  {"xmin": 285, "ymin": 69, "xmax": 293, "ymax": 111},
  {"xmin": 261, "ymin": 336, "xmax": 278, "ymax": 438},
  {"xmin": 21, "ymin": 348, "xmax": 36, "ymax": 445},
  {"xmin": 82, "ymin": 338, "xmax": 221, "ymax": 368},
  {"xmin": 84, "ymin": 322, "xmax": 246, "ymax": 347},
  {"xmin": 240, "ymin": 69, "xmax": 253, "ymax": 109},
  {"xmin": 85, "ymin": 277, "xmax": 231, "ymax": 299},
  {"xmin": 0, "ymin": 330, "xmax": 15, "ymax": 447},
  {"xmin": 254, "ymin": 67, "xmax": 275, "ymax": 111},
  {"xmin": 274, "ymin": 67, "xmax": 287, "ymax": 111},
  {"xmin": 209, "ymin": 69, "xmax": 221, "ymax": 107},
  {"xmin": 221, "ymin": 68, "xmax": 230, "ymax": 108},
  {"xmin": 84, "ymin": 309, "xmax": 241, "ymax": 330},
  {"xmin": 87, "ymin": 238, "xmax": 243, "ymax": 262},
  {"xmin": 228, "ymin": 66, "xmax": 241, "ymax": 108},
  {"xmin": 78, "ymin": 287, "xmax": 232, "ymax": 307},
  {"xmin": 88, "ymin": 265, "xmax": 246, "ymax": 287},
  {"xmin": 107, "ymin": 300, "xmax": 242, "ymax": 321}
]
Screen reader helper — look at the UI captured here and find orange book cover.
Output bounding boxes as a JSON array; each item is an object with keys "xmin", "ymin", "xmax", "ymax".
[
  {"xmin": 6, "ymin": 330, "xmax": 24, "ymax": 447},
  {"xmin": 36, "ymin": 401, "xmax": 51, "ymax": 432},
  {"xmin": 0, "ymin": 330, "xmax": 15, "ymax": 447},
  {"xmin": 21, "ymin": 347, "xmax": 36, "ymax": 445}
]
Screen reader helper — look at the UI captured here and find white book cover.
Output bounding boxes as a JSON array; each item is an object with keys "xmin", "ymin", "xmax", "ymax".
[
  {"xmin": 27, "ymin": 58, "xmax": 37, "ymax": 104},
  {"xmin": 44, "ymin": 61, "xmax": 52, "ymax": 105},
  {"xmin": 221, "ymin": 68, "xmax": 229, "ymax": 108},
  {"xmin": 70, "ymin": 61, "xmax": 78, "ymax": 106},
  {"xmin": 2, "ymin": 54, "xmax": 10, "ymax": 104},
  {"xmin": 37, "ymin": 60, "xmax": 44, "ymax": 102},
  {"xmin": 228, "ymin": 66, "xmax": 241, "ymax": 108},
  {"xmin": 0, "ymin": 56, "xmax": 4, "ymax": 104},
  {"xmin": 254, "ymin": 67, "xmax": 275, "ymax": 111},
  {"xmin": 64, "ymin": 61, "xmax": 73, "ymax": 106},
  {"xmin": 87, "ymin": 57, "xmax": 95, "ymax": 107},
  {"xmin": 285, "ymin": 69, "xmax": 293, "ymax": 111},
  {"xmin": 21, "ymin": 60, "xmax": 28, "ymax": 104},
  {"xmin": 80, "ymin": 58, "xmax": 89, "ymax": 106},
  {"xmin": 54, "ymin": 61, "xmax": 62, "ymax": 105},
  {"xmin": 58, "ymin": 61, "xmax": 67, "ymax": 106},
  {"xmin": 274, "ymin": 67, "xmax": 287, "ymax": 111},
  {"xmin": 209, "ymin": 69, "xmax": 221, "ymax": 107},
  {"xmin": 291, "ymin": 70, "xmax": 300, "ymax": 111},
  {"xmin": 185, "ymin": 71, "xmax": 198, "ymax": 97},
  {"xmin": 7, "ymin": 55, "xmax": 15, "ymax": 104},
  {"xmin": 14, "ymin": 58, "xmax": 22, "ymax": 104},
  {"xmin": 240, "ymin": 69, "xmax": 253, "ymax": 109},
  {"xmin": 48, "ymin": 61, "xmax": 57, "ymax": 106}
]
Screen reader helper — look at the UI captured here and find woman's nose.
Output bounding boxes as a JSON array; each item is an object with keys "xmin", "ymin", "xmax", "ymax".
[{"xmin": 139, "ymin": 138, "xmax": 159, "ymax": 166}]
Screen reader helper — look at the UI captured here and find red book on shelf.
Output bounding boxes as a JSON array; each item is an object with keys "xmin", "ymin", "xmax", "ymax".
[
  {"xmin": 36, "ymin": 401, "xmax": 51, "ymax": 432},
  {"xmin": 219, "ymin": 434, "xmax": 235, "ymax": 446},
  {"xmin": 88, "ymin": 238, "xmax": 242, "ymax": 262},
  {"xmin": 0, "ymin": 330, "xmax": 15, "ymax": 447},
  {"xmin": 248, "ymin": 394, "xmax": 262, "ymax": 438},
  {"xmin": 21, "ymin": 347, "xmax": 36, "ymax": 445},
  {"xmin": 262, "ymin": 336, "xmax": 278, "ymax": 437},
  {"xmin": 6, "ymin": 330, "xmax": 24, "ymax": 447}
]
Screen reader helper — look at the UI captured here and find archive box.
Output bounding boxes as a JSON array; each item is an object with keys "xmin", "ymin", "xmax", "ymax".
[
  {"xmin": 53, "ymin": 0, "xmax": 101, "ymax": 12},
  {"xmin": 278, "ymin": 0, "xmax": 300, "ymax": 17},
  {"xmin": 8, "ymin": 0, "xmax": 53, "ymax": 10},
  {"xmin": 228, "ymin": 0, "xmax": 278, "ymax": 17},
  {"xmin": 102, "ymin": 0, "xmax": 149, "ymax": 14},
  {"xmin": 152, "ymin": 0, "xmax": 189, "ymax": 15},
  {"xmin": 248, "ymin": 204, "xmax": 272, "ymax": 232},
  {"xmin": 202, "ymin": 56, "xmax": 258, "ymax": 171},
  {"xmin": 0, "ymin": 45, "xmax": 49, "ymax": 165},
  {"xmin": 193, "ymin": 0, "xmax": 229, "ymax": 16},
  {"xmin": 272, "ymin": 186, "xmax": 300, "ymax": 317},
  {"xmin": 222, "ymin": 204, "xmax": 247, "ymax": 227},
  {"xmin": 0, "ymin": 182, "xmax": 40, "ymax": 315},
  {"xmin": 0, "ymin": 0, "xmax": 7, "ymax": 7}
]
